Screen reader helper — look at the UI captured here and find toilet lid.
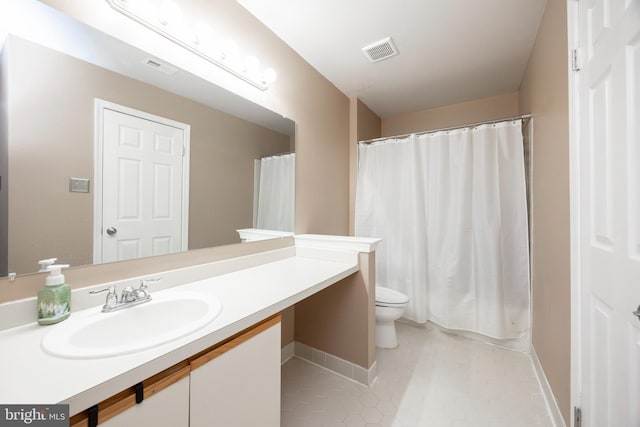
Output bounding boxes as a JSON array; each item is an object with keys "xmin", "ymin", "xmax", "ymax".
[{"xmin": 375, "ymin": 286, "xmax": 409, "ymax": 305}]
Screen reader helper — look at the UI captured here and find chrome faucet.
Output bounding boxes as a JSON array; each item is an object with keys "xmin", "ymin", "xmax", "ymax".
[
  {"xmin": 120, "ymin": 286, "xmax": 137, "ymax": 303},
  {"xmin": 134, "ymin": 278, "xmax": 155, "ymax": 299},
  {"xmin": 90, "ymin": 278, "xmax": 159, "ymax": 312}
]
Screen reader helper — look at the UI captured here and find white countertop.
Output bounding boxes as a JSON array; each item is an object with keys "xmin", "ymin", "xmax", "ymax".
[{"xmin": 0, "ymin": 250, "xmax": 359, "ymax": 415}]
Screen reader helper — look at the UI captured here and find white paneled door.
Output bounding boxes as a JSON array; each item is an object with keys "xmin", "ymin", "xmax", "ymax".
[
  {"xmin": 97, "ymin": 104, "xmax": 189, "ymax": 264},
  {"xmin": 578, "ymin": 0, "xmax": 640, "ymax": 425}
]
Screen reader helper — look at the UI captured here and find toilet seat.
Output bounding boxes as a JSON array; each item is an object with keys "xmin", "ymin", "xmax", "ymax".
[{"xmin": 375, "ymin": 286, "xmax": 409, "ymax": 307}]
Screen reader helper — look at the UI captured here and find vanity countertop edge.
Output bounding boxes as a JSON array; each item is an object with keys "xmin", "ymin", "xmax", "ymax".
[{"xmin": 0, "ymin": 248, "xmax": 360, "ymax": 415}]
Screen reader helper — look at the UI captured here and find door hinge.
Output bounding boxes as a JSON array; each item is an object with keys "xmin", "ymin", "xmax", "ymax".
[
  {"xmin": 572, "ymin": 48, "xmax": 581, "ymax": 72},
  {"xmin": 574, "ymin": 406, "xmax": 582, "ymax": 427}
]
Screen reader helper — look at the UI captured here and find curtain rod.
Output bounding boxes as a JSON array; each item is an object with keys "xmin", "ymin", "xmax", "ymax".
[
  {"xmin": 359, "ymin": 114, "xmax": 533, "ymax": 144},
  {"xmin": 260, "ymin": 151, "xmax": 294, "ymax": 159}
]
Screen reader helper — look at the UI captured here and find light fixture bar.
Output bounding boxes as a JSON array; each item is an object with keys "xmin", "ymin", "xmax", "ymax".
[{"xmin": 105, "ymin": 0, "xmax": 269, "ymax": 90}]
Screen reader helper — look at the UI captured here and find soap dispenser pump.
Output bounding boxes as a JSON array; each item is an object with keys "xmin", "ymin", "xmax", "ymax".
[
  {"xmin": 37, "ymin": 264, "xmax": 71, "ymax": 325},
  {"xmin": 38, "ymin": 258, "xmax": 57, "ymax": 272}
]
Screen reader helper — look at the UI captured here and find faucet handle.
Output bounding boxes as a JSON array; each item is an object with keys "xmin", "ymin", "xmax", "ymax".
[
  {"xmin": 90, "ymin": 285, "xmax": 116, "ymax": 296},
  {"xmin": 136, "ymin": 277, "xmax": 160, "ymax": 299},
  {"xmin": 90, "ymin": 286, "xmax": 118, "ymax": 310}
]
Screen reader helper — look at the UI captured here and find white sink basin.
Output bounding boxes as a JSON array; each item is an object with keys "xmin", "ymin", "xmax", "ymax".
[{"xmin": 42, "ymin": 291, "xmax": 222, "ymax": 359}]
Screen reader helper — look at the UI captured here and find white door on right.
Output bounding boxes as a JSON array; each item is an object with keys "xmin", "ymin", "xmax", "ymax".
[{"xmin": 578, "ymin": 0, "xmax": 640, "ymax": 426}]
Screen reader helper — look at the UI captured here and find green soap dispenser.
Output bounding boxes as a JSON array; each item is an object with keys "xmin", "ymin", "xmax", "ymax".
[{"xmin": 37, "ymin": 264, "xmax": 71, "ymax": 325}]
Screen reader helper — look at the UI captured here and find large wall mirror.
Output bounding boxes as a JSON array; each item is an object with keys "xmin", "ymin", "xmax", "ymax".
[{"xmin": 0, "ymin": 1, "xmax": 295, "ymax": 278}]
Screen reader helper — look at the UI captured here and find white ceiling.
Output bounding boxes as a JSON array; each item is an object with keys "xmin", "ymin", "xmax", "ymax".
[{"xmin": 235, "ymin": 0, "xmax": 548, "ymax": 118}]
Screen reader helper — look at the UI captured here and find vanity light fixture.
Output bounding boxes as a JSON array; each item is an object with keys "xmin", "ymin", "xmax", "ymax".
[{"xmin": 105, "ymin": 0, "xmax": 277, "ymax": 90}]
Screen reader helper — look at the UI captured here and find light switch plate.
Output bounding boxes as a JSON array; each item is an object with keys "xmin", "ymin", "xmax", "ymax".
[{"xmin": 69, "ymin": 177, "xmax": 90, "ymax": 193}]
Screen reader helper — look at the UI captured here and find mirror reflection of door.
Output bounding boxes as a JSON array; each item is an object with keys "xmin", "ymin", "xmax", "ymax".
[{"xmin": 95, "ymin": 100, "xmax": 190, "ymax": 264}]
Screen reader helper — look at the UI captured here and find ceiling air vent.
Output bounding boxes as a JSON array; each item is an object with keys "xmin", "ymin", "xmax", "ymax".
[{"xmin": 361, "ymin": 37, "xmax": 398, "ymax": 63}]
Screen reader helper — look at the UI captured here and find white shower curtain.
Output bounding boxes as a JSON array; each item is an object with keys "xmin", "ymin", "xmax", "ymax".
[
  {"xmin": 256, "ymin": 153, "xmax": 295, "ymax": 231},
  {"xmin": 355, "ymin": 121, "xmax": 530, "ymax": 345}
]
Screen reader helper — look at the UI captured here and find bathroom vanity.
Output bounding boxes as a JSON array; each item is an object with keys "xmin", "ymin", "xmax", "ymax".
[
  {"xmin": 74, "ymin": 315, "xmax": 281, "ymax": 427},
  {"xmin": 0, "ymin": 236, "xmax": 379, "ymax": 426}
]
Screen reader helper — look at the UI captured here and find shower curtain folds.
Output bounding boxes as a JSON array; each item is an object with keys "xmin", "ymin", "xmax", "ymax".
[
  {"xmin": 256, "ymin": 153, "xmax": 295, "ymax": 232},
  {"xmin": 355, "ymin": 120, "xmax": 530, "ymax": 348}
]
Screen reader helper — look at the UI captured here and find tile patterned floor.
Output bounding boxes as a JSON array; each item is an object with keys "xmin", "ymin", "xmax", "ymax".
[{"xmin": 281, "ymin": 322, "xmax": 553, "ymax": 427}]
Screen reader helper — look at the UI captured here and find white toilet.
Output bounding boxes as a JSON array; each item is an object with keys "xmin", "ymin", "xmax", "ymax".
[{"xmin": 375, "ymin": 285, "xmax": 409, "ymax": 349}]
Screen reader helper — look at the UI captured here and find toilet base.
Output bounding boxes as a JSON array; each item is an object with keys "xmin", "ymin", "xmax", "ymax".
[{"xmin": 375, "ymin": 320, "xmax": 399, "ymax": 349}]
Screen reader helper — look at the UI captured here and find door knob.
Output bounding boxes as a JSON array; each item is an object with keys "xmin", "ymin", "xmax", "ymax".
[
  {"xmin": 106, "ymin": 227, "xmax": 118, "ymax": 236},
  {"xmin": 634, "ymin": 305, "xmax": 640, "ymax": 321}
]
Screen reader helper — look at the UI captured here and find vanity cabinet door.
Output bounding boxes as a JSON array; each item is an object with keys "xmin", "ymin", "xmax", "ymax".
[
  {"xmin": 99, "ymin": 376, "xmax": 189, "ymax": 427},
  {"xmin": 189, "ymin": 318, "xmax": 281, "ymax": 427}
]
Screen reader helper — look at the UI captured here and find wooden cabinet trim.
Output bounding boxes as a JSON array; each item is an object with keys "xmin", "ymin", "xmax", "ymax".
[
  {"xmin": 190, "ymin": 314, "xmax": 281, "ymax": 371},
  {"xmin": 70, "ymin": 364, "xmax": 191, "ymax": 427},
  {"xmin": 70, "ymin": 314, "xmax": 281, "ymax": 426}
]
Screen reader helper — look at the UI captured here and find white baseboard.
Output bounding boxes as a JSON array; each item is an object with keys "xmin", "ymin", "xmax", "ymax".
[
  {"xmin": 530, "ymin": 346, "xmax": 567, "ymax": 427},
  {"xmin": 281, "ymin": 341, "xmax": 376, "ymax": 386}
]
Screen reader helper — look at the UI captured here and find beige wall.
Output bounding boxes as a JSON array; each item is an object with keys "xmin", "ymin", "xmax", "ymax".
[
  {"xmin": 5, "ymin": 36, "xmax": 289, "ymax": 275},
  {"xmin": 382, "ymin": 92, "xmax": 519, "ymax": 136},
  {"xmin": 295, "ymin": 252, "xmax": 376, "ymax": 369},
  {"xmin": 280, "ymin": 305, "xmax": 295, "ymax": 348},
  {"xmin": 0, "ymin": 45, "xmax": 8, "ymax": 277},
  {"xmin": 519, "ymin": 0, "xmax": 571, "ymax": 423},
  {"xmin": 356, "ymin": 100, "xmax": 383, "ymax": 144}
]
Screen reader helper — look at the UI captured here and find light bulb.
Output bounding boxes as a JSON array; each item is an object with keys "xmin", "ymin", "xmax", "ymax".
[
  {"xmin": 221, "ymin": 40, "xmax": 239, "ymax": 61},
  {"xmin": 262, "ymin": 68, "xmax": 277, "ymax": 85},
  {"xmin": 193, "ymin": 23, "xmax": 213, "ymax": 46},
  {"xmin": 126, "ymin": 0, "xmax": 153, "ymax": 21},
  {"xmin": 208, "ymin": 40, "xmax": 225, "ymax": 61},
  {"xmin": 157, "ymin": 0, "xmax": 182, "ymax": 27},
  {"xmin": 244, "ymin": 56, "xmax": 260, "ymax": 74}
]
